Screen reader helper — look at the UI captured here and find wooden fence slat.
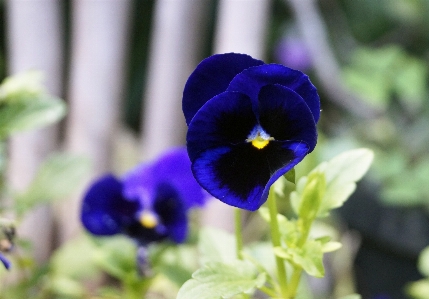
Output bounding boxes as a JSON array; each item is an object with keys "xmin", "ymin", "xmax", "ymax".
[
  {"xmin": 6, "ymin": 0, "xmax": 63, "ymax": 264},
  {"xmin": 58, "ymin": 0, "xmax": 131, "ymax": 243},
  {"xmin": 140, "ymin": 0, "xmax": 209, "ymax": 160}
]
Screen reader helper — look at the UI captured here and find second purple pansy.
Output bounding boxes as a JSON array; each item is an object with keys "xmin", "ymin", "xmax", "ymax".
[{"xmin": 80, "ymin": 147, "xmax": 208, "ymax": 245}]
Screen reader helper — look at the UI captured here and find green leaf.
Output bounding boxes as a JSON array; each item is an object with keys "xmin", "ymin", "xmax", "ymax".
[
  {"xmin": 290, "ymin": 171, "xmax": 326, "ymax": 220},
  {"xmin": 93, "ymin": 235, "xmax": 137, "ymax": 280},
  {"xmin": 14, "ymin": 153, "xmax": 91, "ymax": 216},
  {"xmin": 0, "ymin": 95, "xmax": 66, "ymax": 138},
  {"xmin": 198, "ymin": 227, "xmax": 237, "ymax": 264},
  {"xmin": 288, "ymin": 239, "xmax": 325, "ymax": 277},
  {"xmin": 259, "ymin": 207, "xmax": 300, "ymax": 247},
  {"xmin": 418, "ymin": 246, "xmax": 429, "ymax": 277},
  {"xmin": 407, "ymin": 279, "xmax": 429, "ymax": 299},
  {"xmin": 156, "ymin": 245, "xmax": 198, "ymax": 286},
  {"xmin": 294, "ymin": 149, "xmax": 373, "ymax": 217},
  {"xmin": 177, "ymin": 261, "xmax": 266, "ymax": 299},
  {"xmin": 321, "ymin": 241, "xmax": 342, "ymax": 253},
  {"xmin": 50, "ymin": 234, "xmax": 100, "ymax": 280},
  {"xmin": 47, "ymin": 276, "xmax": 85, "ymax": 298},
  {"xmin": 285, "ymin": 168, "xmax": 295, "ymax": 184},
  {"xmin": 0, "ymin": 71, "xmax": 46, "ymax": 103},
  {"xmin": 394, "ymin": 57, "xmax": 427, "ymax": 112}
]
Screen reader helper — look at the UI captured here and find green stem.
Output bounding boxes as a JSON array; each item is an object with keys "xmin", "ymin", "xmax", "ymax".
[
  {"xmin": 235, "ymin": 208, "xmax": 244, "ymax": 260},
  {"xmin": 287, "ymin": 219, "xmax": 314, "ymax": 298},
  {"xmin": 259, "ymin": 285, "xmax": 280, "ymax": 298},
  {"xmin": 267, "ymin": 189, "xmax": 288, "ymax": 298},
  {"xmin": 234, "ymin": 208, "xmax": 251, "ymax": 299},
  {"xmin": 287, "ymin": 268, "xmax": 303, "ymax": 298}
]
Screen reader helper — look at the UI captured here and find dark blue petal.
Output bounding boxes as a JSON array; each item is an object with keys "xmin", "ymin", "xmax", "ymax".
[
  {"xmin": 0, "ymin": 253, "xmax": 10, "ymax": 270},
  {"xmin": 182, "ymin": 53, "xmax": 264, "ymax": 125},
  {"xmin": 154, "ymin": 183, "xmax": 188, "ymax": 243},
  {"xmin": 227, "ymin": 64, "xmax": 320, "ymax": 122},
  {"xmin": 187, "ymin": 91, "xmax": 257, "ymax": 162},
  {"xmin": 123, "ymin": 147, "xmax": 208, "ymax": 209},
  {"xmin": 125, "ymin": 223, "xmax": 167, "ymax": 245},
  {"xmin": 81, "ymin": 175, "xmax": 139, "ymax": 236},
  {"xmin": 124, "ymin": 183, "xmax": 188, "ymax": 245},
  {"xmin": 258, "ymin": 84, "xmax": 317, "ymax": 151},
  {"xmin": 191, "ymin": 141, "xmax": 309, "ymax": 211}
]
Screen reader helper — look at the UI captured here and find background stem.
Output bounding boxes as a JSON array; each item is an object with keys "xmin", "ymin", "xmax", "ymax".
[
  {"xmin": 267, "ymin": 189, "xmax": 289, "ymax": 298},
  {"xmin": 235, "ymin": 208, "xmax": 244, "ymax": 260}
]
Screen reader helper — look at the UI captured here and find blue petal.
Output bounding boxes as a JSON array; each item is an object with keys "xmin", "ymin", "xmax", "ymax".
[
  {"xmin": 0, "ymin": 253, "xmax": 10, "ymax": 270},
  {"xmin": 81, "ymin": 175, "xmax": 139, "ymax": 235},
  {"xmin": 191, "ymin": 141, "xmax": 309, "ymax": 211},
  {"xmin": 258, "ymin": 84, "xmax": 317, "ymax": 151},
  {"xmin": 227, "ymin": 64, "xmax": 320, "ymax": 122},
  {"xmin": 187, "ymin": 91, "xmax": 257, "ymax": 162},
  {"xmin": 123, "ymin": 147, "xmax": 208, "ymax": 209},
  {"xmin": 154, "ymin": 183, "xmax": 188, "ymax": 243},
  {"xmin": 182, "ymin": 53, "xmax": 264, "ymax": 125}
]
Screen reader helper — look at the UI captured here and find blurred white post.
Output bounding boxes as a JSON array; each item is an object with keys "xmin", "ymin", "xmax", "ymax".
[
  {"xmin": 6, "ymin": 0, "xmax": 63, "ymax": 264},
  {"xmin": 59, "ymin": 0, "xmax": 131, "ymax": 243},
  {"xmin": 140, "ymin": 0, "xmax": 209, "ymax": 160},
  {"xmin": 202, "ymin": 0, "xmax": 271, "ymax": 232}
]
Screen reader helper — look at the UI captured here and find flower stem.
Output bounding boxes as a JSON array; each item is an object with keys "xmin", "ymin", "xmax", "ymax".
[
  {"xmin": 235, "ymin": 208, "xmax": 244, "ymax": 260},
  {"xmin": 267, "ymin": 189, "xmax": 288, "ymax": 298},
  {"xmin": 234, "ymin": 208, "xmax": 251, "ymax": 299},
  {"xmin": 287, "ymin": 220, "xmax": 313, "ymax": 298}
]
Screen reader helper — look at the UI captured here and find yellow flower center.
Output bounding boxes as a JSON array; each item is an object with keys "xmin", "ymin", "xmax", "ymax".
[
  {"xmin": 246, "ymin": 125, "xmax": 274, "ymax": 150},
  {"xmin": 139, "ymin": 211, "xmax": 158, "ymax": 229},
  {"xmin": 251, "ymin": 136, "xmax": 270, "ymax": 149}
]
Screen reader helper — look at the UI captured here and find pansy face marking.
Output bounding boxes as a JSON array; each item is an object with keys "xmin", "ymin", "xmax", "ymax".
[
  {"xmin": 183, "ymin": 53, "xmax": 320, "ymax": 211},
  {"xmin": 246, "ymin": 125, "xmax": 274, "ymax": 150},
  {"xmin": 139, "ymin": 210, "xmax": 159, "ymax": 229}
]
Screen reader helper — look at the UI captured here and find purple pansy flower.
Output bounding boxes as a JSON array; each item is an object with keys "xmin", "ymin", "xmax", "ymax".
[
  {"xmin": 183, "ymin": 53, "xmax": 320, "ymax": 211},
  {"xmin": 0, "ymin": 253, "xmax": 10, "ymax": 270},
  {"xmin": 81, "ymin": 147, "xmax": 208, "ymax": 245}
]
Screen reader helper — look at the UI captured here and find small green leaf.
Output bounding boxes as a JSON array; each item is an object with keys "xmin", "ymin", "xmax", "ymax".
[
  {"xmin": 407, "ymin": 279, "xmax": 429, "ymax": 299},
  {"xmin": 273, "ymin": 246, "xmax": 291, "ymax": 260},
  {"xmin": 291, "ymin": 171, "xmax": 326, "ymax": 220},
  {"xmin": 321, "ymin": 241, "xmax": 342, "ymax": 253},
  {"xmin": 198, "ymin": 227, "xmax": 237, "ymax": 264},
  {"xmin": 394, "ymin": 56, "xmax": 427, "ymax": 113},
  {"xmin": 0, "ymin": 71, "xmax": 46, "ymax": 103},
  {"xmin": 285, "ymin": 168, "xmax": 295, "ymax": 184},
  {"xmin": 48, "ymin": 276, "xmax": 85, "ymax": 298},
  {"xmin": 418, "ymin": 246, "xmax": 429, "ymax": 277},
  {"xmin": 177, "ymin": 261, "xmax": 266, "ymax": 299},
  {"xmin": 318, "ymin": 148, "xmax": 373, "ymax": 216},
  {"xmin": 157, "ymin": 245, "xmax": 198, "ymax": 286},
  {"xmin": 93, "ymin": 235, "xmax": 137, "ymax": 280},
  {"xmin": 14, "ymin": 153, "xmax": 91, "ymax": 216},
  {"xmin": 289, "ymin": 240, "xmax": 325, "ymax": 277},
  {"xmin": 258, "ymin": 207, "xmax": 298, "ymax": 243},
  {"xmin": 0, "ymin": 95, "xmax": 66, "ymax": 138},
  {"xmin": 50, "ymin": 234, "xmax": 100, "ymax": 280}
]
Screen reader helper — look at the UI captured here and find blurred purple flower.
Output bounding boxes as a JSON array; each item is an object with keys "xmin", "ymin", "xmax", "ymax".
[
  {"xmin": 274, "ymin": 36, "xmax": 312, "ymax": 72},
  {"xmin": 80, "ymin": 147, "xmax": 208, "ymax": 245},
  {"xmin": 0, "ymin": 253, "xmax": 10, "ymax": 270}
]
